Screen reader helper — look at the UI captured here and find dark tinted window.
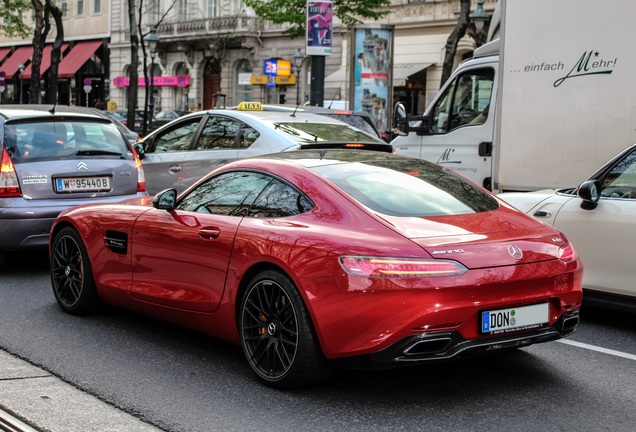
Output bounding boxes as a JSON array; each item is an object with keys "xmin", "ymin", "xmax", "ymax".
[
  {"xmin": 249, "ymin": 180, "xmax": 314, "ymax": 217},
  {"xmin": 152, "ymin": 117, "xmax": 201, "ymax": 152},
  {"xmin": 312, "ymin": 157, "xmax": 498, "ymax": 216},
  {"xmin": 196, "ymin": 116, "xmax": 240, "ymax": 150},
  {"xmin": 273, "ymin": 122, "xmax": 383, "ymax": 144},
  {"xmin": 177, "ymin": 171, "xmax": 273, "ymax": 215}
]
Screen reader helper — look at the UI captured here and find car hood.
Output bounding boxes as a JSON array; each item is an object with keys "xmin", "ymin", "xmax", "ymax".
[
  {"xmin": 498, "ymin": 190, "xmax": 559, "ymax": 213},
  {"xmin": 377, "ymin": 206, "xmax": 567, "ymax": 269}
]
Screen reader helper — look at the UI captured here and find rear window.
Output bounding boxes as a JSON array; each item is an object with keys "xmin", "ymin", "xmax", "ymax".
[
  {"xmin": 4, "ymin": 120, "xmax": 129, "ymax": 163},
  {"xmin": 322, "ymin": 113, "xmax": 379, "ymax": 138},
  {"xmin": 272, "ymin": 122, "xmax": 383, "ymax": 144},
  {"xmin": 312, "ymin": 158, "xmax": 499, "ymax": 217}
]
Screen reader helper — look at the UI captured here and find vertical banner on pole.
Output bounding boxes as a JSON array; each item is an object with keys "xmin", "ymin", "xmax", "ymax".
[
  {"xmin": 349, "ymin": 25, "xmax": 394, "ymax": 138},
  {"xmin": 306, "ymin": 1, "xmax": 333, "ymax": 56}
]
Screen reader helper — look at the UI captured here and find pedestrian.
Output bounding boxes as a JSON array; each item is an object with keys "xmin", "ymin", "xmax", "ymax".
[{"xmin": 95, "ymin": 98, "xmax": 105, "ymax": 110}]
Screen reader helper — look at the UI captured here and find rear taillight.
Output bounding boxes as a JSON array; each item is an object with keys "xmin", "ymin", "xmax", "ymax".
[
  {"xmin": 132, "ymin": 148, "xmax": 146, "ymax": 192},
  {"xmin": 339, "ymin": 256, "xmax": 467, "ymax": 278},
  {"xmin": 0, "ymin": 147, "xmax": 22, "ymax": 198},
  {"xmin": 558, "ymin": 242, "xmax": 578, "ymax": 262}
]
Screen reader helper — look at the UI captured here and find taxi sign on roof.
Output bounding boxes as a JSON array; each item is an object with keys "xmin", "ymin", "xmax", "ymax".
[{"xmin": 237, "ymin": 102, "xmax": 263, "ymax": 111}]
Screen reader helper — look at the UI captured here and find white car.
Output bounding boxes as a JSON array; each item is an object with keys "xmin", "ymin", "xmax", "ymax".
[{"xmin": 499, "ymin": 144, "xmax": 636, "ymax": 311}]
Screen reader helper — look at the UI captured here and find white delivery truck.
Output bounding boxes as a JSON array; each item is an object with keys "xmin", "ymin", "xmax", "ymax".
[{"xmin": 392, "ymin": 0, "xmax": 636, "ymax": 192}]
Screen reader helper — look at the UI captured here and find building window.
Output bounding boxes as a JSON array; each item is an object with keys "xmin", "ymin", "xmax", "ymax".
[
  {"xmin": 207, "ymin": 0, "xmax": 217, "ymax": 17},
  {"xmin": 235, "ymin": 60, "xmax": 253, "ymax": 103},
  {"xmin": 178, "ymin": 0, "xmax": 188, "ymax": 20},
  {"xmin": 61, "ymin": 0, "xmax": 68, "ymax": 18},
  {"xmin": 77, "ymin": 0, "xmax": 84, "ymax": 16},
  {"xmin": 93, "ymin": 0, "xmax": 101, "ymax": 14}
]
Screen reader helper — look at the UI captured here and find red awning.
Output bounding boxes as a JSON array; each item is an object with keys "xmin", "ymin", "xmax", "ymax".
[
  {"xmin": 58, "ymin": 41, "xmax": 103, "ymax": 78},
  {"xmin": 22, "ymin": 44, "xmax": 69, "ymax": 79},
  {"xmin": 0, "ymin": 48, "xmax": 11, "ymax": 64},
  {"xmin": 0, "ymin": 46, "xmax": 34, "ymax": 79}
]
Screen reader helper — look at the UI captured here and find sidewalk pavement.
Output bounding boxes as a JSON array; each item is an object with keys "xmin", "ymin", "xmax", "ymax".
[{"xmin": 0, "ymin": 348, "xmax": 164, "ymax": 432}]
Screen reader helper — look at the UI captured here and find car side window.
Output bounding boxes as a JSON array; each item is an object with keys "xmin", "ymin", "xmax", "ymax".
[
  {"xmin": 430, "ymin": 68, "xmax": 494, "ymax": 133},
  {"xmin": 600, "ymin": 149, "xmax": 636, "ymax": 198},
  {"xmin": 152, "ymin": 118, "xmax": 201, "ymax": 153},
  {"xmin": 238, "ymin": 124, "xmax": 259, "ymax": 149},
  {"xmin": 249, "ymin": 180, "xmax": 314, "ymax": 218},
  {"xmin": 197, "ymin": 116, "xmax": 241, "ymax": 150},
  {"xmin": 177, "ymin": 171, "xmax": 273, "ymax": 215}
]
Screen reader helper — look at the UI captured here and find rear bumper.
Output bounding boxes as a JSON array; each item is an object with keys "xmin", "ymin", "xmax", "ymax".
[
  {"xmin": 0, "ymin": 193, "xmax": 146, "ymax": 251},
  {"xmin": 329, "ymin": 309, "xmax": 580, "ymax": 370}
]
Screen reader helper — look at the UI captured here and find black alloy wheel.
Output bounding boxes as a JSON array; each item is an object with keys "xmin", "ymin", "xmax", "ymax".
[
  {"xmin": 240, "ymin": 270, "xmax": 333, "ymax": 389},
  {"xmin": 50, "ymin": 227, "xmax": 100, "ymax": 314}
]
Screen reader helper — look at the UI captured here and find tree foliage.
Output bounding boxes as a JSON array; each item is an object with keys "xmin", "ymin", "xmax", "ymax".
[
  {"xmin": 0, "ymin": 0, "xmax": 32, "ymax": 38},
  {"xmin": 244, "ymin": 0, "xmax": 391, "ymax": 38}
]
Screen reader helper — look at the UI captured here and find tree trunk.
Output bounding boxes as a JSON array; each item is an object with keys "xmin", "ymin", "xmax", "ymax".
[
  {"xmin": 127, "ymin": 0, "xmax": 140, "ymax": 130},
  {"xmin": 440, "ymin": 0, "xmax": 471, "ymax": 88},
  {"xmin": 28, "ymin": 0, "xmax": 46, "ymax": 104},
  {"xmin": 46, "ymin": 0, "xmax": 64, "ymax": 104}
]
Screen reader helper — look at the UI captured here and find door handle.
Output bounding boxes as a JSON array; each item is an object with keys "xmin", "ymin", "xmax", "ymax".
[
  {"xmin": 198, "ymin": 228, "xmax": 221, "ymax": 240},
  {"xmin": 169, "ymin": 164, "xmax": 182, "ymax": 173}
]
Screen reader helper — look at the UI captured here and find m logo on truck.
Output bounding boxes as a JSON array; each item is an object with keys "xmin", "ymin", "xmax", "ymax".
[
  {"xmin": 554, "ymin": 50, "xmax": 616, "ymax": 87},
  {"xmin": 437, "ymin": 148, "xmax": 461, "ymax": 165}
]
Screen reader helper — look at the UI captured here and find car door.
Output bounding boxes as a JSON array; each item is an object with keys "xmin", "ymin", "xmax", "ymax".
[
  {"xmin": 130, "ymin": 171, "xmax": 274, "ymax": 312},
  {"xmin": 140, "ymin": 115, "xmax": 204, "ymax": 194},
  {"xmin": 551, "ymin": 148, "xmax": 636, "ymax": 298},
  {"xmin": 176, "ymin": 115, "xmax": 261, "ymax": 193}
]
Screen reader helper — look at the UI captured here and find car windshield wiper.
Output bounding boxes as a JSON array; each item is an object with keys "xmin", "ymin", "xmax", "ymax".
[
  {"xmin": 75, "ymin": 150, "xmax": 125, "ymax": 158},
  {"xmin": 274, "ymin": 123, "xmax": 319, "ymax": 142}
]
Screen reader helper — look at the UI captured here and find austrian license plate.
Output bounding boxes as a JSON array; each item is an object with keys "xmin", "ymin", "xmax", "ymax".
[
  {"xmin": 481, "ymin": 303, "xmax": 549, "ymax": 334},
  {"xmin": 55, "ymin": 176, "xmax": 111, "ymax": 193}
]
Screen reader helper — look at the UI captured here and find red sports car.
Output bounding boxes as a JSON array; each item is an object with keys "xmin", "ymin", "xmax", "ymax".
[{"xmin": 49, "ymin": 150, "xmax": 583, "ymax": 388}]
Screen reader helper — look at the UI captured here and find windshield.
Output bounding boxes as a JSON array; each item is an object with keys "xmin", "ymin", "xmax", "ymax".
[
  {"xmin": 273, "ymin": 122, "xmax": 383, "ymax": 144},
  {"xmin": 4, "ymin": 120, "xmax": 130, "ymax": 163}
]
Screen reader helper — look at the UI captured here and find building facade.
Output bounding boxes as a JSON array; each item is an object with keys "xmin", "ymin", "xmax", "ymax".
[{"xmin": 0, "ymin": 0, "xmax": 497, "ymax": 115}]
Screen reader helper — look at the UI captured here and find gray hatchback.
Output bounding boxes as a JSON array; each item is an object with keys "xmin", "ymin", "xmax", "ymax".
[{"xmin": 0, "ymin": 105, "xmax": 147, "ymax": 268}]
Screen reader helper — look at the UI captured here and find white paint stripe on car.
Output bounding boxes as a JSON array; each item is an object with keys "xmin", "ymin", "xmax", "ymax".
[{"xmin": 557, "ymin": 339, "xmax": 636, "ymax": 361}]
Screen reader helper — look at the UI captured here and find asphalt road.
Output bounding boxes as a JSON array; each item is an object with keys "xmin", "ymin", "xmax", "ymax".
[{"xmin": 1, "ymin": 250, "xmax": 635, "ymax": 432}]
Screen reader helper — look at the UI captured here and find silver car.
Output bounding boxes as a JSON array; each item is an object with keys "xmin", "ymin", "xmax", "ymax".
[
  {"xmin": 134, "ymin": 103, "xmax": 392, "ymax": 195},
  {"xmin": 0, "ymin": 105, "xmax": 147, "ymax": 269}
]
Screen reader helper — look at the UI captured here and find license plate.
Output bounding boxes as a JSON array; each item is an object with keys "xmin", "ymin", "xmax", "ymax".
[
  {"xmin": 55, "ymin": 176, "xmax": 111, "ymax": 192},
  {"xmin": 481, "ymin": 303, "xmax": 549, "ymax": 334}
]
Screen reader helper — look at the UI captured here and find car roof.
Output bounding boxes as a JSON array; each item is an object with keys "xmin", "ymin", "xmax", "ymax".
[
  {"xmin": 0, "ymin": 104, "xmax": 106, "ymax": 121},
  {"xmin": 229, "ymin": 103, "xmax": 372, "ymax": 117}
]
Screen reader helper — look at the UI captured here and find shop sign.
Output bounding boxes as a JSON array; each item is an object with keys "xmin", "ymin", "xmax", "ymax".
[
  {"xmin": 250, "ymin": 75, "xmax": 297, "ymax": 86},
  {"xmin": 113, "ymin": 74, "xmax": 191, "ymax": 88}
]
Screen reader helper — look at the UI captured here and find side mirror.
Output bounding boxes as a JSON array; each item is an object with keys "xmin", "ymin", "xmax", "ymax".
[
  {"xmin": 393, "ymin": 102, "xmax": 409, "ymax": 136},
  {"xmin": 577, "ymin": 180, "xmax": 600, "ymax": 210},
  {"xmin": 133, "ymin": 142, "xmax": 145, "ymax": 160},
  {"xmin": 152, "ymin": 188, "xmax": 178, "ymax": 211}
]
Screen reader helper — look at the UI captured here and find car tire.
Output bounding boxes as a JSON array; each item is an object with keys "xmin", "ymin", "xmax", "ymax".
[
  {"xmin": 50, "ymin": 226, "xmax": 101, "ymax": 315},
  {"xmin": 239, "ymin": 270, "xmax": 333, "ymax": 389}
]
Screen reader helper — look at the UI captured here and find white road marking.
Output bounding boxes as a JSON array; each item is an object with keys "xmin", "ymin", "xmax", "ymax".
[{"xmin": 558, "ymin": 339, "xmax": 636, "ymax": 361}]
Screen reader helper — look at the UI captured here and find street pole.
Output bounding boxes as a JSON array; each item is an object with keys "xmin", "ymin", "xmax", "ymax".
[
  {"xmin": 293, "ymin": 48, "xmax": 305, "ymax": 105},
  {"xmin": 146, "ymin": 28, "xmax": 160, "ymax": 134},
  {"xmin": 18, "ymin": 63, "xmax": 25, "ymax": 104},
  {"xmin": 309, "ymin": 56, "xmax": 325, "ymax": 107}
]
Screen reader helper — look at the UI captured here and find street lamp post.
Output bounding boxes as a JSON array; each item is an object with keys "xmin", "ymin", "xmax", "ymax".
[
  {"xmin": 468, "ymin": 0, "xmax": 489, "ymax": 47},
  {"xmin": 18, "ymin": 62, "xmax": 25, "ymax": 104},
  {"xmin": 147, "ymin": 28, "xmax": 160, "ymax": 133},
  {"xmin": 293, "ymin": 48, "xmax": 305, "ymax": 105}
]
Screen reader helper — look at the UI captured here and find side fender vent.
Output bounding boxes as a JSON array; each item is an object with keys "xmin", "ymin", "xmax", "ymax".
[{"xmin": 104, "ymin": 230, "xmax": 128, "ymax": 255}]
